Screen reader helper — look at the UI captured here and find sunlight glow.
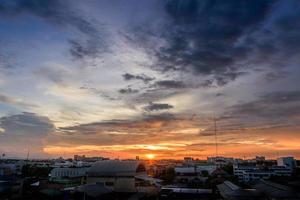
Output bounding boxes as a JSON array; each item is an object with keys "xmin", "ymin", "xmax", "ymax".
[{"xmin": 145, "ymin": 154, "xmax": 155, "ymax": 160}]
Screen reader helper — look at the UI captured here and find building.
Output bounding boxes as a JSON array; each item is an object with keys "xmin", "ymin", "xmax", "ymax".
[
  {"xmin": 207, "ymin": 157, "xmax": 234, "ymax": 167},
  {"xmin": 217, "ymin": 181, "xmax": 263, "ymax": 200},
  {"xmin": 233, "ymin": 163, "xmax": 293, "ymax": 182},
  {"xmin": 277, "ymin": 157, "xmax": 296, "ymax": 169},
  {"xmin": 159, "ymin": 187, "xmax": 213, "ymax": 200},
  {"xmin": 86, "ymin": 160, "xmax": 159, "ymax": 193},
  {"xmin": 233, "ymin": 163, "xmax": 257, "ymax": 181},
  {"xmin": 0, "ymin": 161, "xmax": 25, "ymax": 175},
  {"xmin": 49, "ymin": 167, "xmax": 88, "ymax": 180},
  {"xmin": 74, "ymin": 155, "xmax": 108, "ymax": 162},
  {"xmin": 174, "ymin": 164, "xmax": 216, "ymax": 183},
  {"xmin": 74, "ymin": 155, "xmax": 86, "ymax": 161},
  {"xmin": 255, "ymin": 156, "xmax": 266, "ymax": 162},
  {"xmin": 183, "ymin": 157, "xmax": 194, "ymax": 165},
  {"xmin": 254, "ymin": 180, "xmax": 300, "ymax": 200}
]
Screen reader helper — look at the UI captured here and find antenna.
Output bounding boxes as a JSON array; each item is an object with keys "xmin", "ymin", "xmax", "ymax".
[
  {"xmin": 214, "ymin": 115, "xmax": 218, "ymax": 157},
  {"xmin": 26, "ymin": 147, "xmax": 30, "ymax": 161}
]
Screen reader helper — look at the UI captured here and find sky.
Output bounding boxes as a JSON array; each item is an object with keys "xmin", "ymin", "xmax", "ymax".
[{"xmin": 0, "ymin": 0, "xmax": 300, "ymax": 159}]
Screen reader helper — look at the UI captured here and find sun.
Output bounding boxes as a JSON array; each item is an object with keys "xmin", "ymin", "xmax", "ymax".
[{"xmin": 145, "ymin": 154, "xmax": 155, "ymax": 160}]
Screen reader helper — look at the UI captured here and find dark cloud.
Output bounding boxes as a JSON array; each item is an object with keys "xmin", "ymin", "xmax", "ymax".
[
  {"xmin": 51, "ymin": 113, "xmax": 181, "ymax": 146},
  {"xmin": 122, "ymin": 73, "xmax": 154, "ymax": 83},
  {"xmin": 143, "ymin": 102, "xmax": 174, "ymax": 112},
  {"xmin": 264, "ymin": 71, "xmax": 289, "ymax": 82},
  {"xmin": 216, "ymin": 93, "xmax": 225, "ymax": 97},
  {"xmin": 58, "ymin": 113, "xmax": 177, "ymax": 135},
  {"xmin": 119, "ymin": 87, "xmax": 139, "ymax": 94},
  {"xmin": 0, "ymin": 112, "xmax": 54, "ymax": 134},
  {"xmin": 0, "ymin": 112, "xmax": 54, "ymax": 157},
  {"xmin": 154, "ymin": 80, "xmax": 186, "ymax": 89},
  {"xmin": 260, "ymin": 90, "xmax": 300, "ymax": 104},
  {"xmin": 228, "ymin": 90, "xmax": 300, "ymax": 120},
  {"xmin": 151, "ymin": 0, "xmax": 273, "ymax": 78},
  {"xmin": 133, "ymin": 89, "xmax": 180, "ymax": 104},
  {"xmin": 0, "ymin": 0, "xmax": 107, "ymax": 60},
  {"xmin": 69, "ymin": 39, "xmax": 102, "ymax": 60},
  {"xmin": 127, "ymin": 0, "xmax": 300, "ymax": 87}
]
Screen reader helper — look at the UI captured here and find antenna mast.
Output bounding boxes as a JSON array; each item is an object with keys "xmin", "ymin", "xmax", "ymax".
[
  {"xmin": 26, "ymin": 148, "xmax": 30, "ymax": 161},
  {"xmin": 214, "ymin": 115, "xmax": 218, "ymax": 157}
]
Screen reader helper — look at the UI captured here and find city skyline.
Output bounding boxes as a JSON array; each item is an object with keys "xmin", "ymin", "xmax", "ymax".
[{"xmin": 0, "ymin": 0, "xmax": 300, "ymax": 159}]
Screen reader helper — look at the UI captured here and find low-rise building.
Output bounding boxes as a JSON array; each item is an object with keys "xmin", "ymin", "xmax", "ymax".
[
  {"xmin": 86, "ymin": 160, "xmax": 159, "ymax": 193},
  {"xmin": 234, "ymin": 163, "xmax": 293, "ymax": 182},
  {"xmin": 174, "ymin": 164, "xmax": 216, "ymax": 183},
  {"xmin": 49, "ymin": 167, "xmax": 88, "ymax": 180}
]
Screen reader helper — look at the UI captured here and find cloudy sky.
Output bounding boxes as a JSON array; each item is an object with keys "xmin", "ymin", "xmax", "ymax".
[{"xmin": 0, "ymin": 0, "xmax": 300, "ymax": 159}]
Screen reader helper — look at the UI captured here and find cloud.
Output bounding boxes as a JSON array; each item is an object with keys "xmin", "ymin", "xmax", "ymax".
[
  {"xmin": 119, "ymin": 87, "xmax": 139, "ymax": 94},
  {"xmin": 0, "ymin": 112, "xmax": 54, "ymax": 135},
  {"xmin": 47, "ymin": 112, "xmax": 191, "ymax": 147},
  {"xmin": 143, "ymin": 102, "xmax": 174, "ymax": 112},
  {"xmin": 0, "ymin": 112, "xmax": 54, "ymax": 158},
  {"xmin": 227, "ymin": 90, "xmax": 300, "ymax": 122},
  {"xmin": 0, "ymin": 93, "xmax": 37, "ymax": 108},
  {"xmin": 34, "ymin": 64, "xmax": 73, "ymax": 85},
  {"xmin": 264, "ymin": 71, "xmax": 289, "ymax": 82},
  {"xmin": 0, "ymin": 0, "xmax": 107, "ymax": 60},
  {"xmin": 122, "ymin": 73, "xmax": 154, "ymax": 83},
  {"xmin": 154, "ymin": 80, "xmax": 186, "ymax": 89},
  {"xmin": 0, "ymin": 46, "xmax": 17, "ymax": 71},
  {"xmin": 146, "ymin": 0, "xmax": 272, "ymax": 80},
  {"xmin": 123, "ymin": 0, "xmax": 300, "ymax": 88},
  {"xmin": 79, "ymin": 85, "xmax": 118, "ymax": 100}
]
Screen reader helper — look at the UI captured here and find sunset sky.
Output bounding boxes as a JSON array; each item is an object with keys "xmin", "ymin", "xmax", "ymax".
[{"xmin": 0, "ymin": 0, "xmax": 300, "ymax": 159}]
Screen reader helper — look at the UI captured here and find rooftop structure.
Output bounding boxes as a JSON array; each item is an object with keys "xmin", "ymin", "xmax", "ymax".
[
  {"xmin": 86, "ymin": 160, "xmax": 158, "ymax": 193},
  {"xmin": 49, "ymin": 167, "xmax": 88, "ymax": 180},
  {"xmin": 254, "ymin": 180, "xmax": 300, "ymax": 200},
  {"xmin": 217, "ymin": 181, "xmax": 263, "ymax": 200},
  {"xmin": 277, "ymin": 157, "xmax": 296, "ymax": 169}
]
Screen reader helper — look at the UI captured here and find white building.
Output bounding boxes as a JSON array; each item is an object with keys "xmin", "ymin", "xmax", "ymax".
[
  {"xmin": 174, "ymin": 165, "xmax": 216, "ymax": 183},
  {"xmin": 49, "ymin": 167, "xmax": 88, "ymax": 180},
  {"xmin": 234, "ymin": 164, "xmax": 293, "ymax": 182}
]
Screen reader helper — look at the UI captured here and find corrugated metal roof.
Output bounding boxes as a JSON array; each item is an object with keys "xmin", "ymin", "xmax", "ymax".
[
  {"xmin": 254, "ymin": 180, "xmax": 300, "ymax": 199},
  {"xmin": 217, "ymin": 181, "xmax": 263, "ymax": 200}
]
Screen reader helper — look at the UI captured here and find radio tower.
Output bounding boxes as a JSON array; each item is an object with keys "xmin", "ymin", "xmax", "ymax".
[
  {"xmin": 26, "ymin": 147, "xmax": 30, "ymax": 161},
  {"xmin": 214, "ymin": 115, "xmax": 218, "ymax": 157}
]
